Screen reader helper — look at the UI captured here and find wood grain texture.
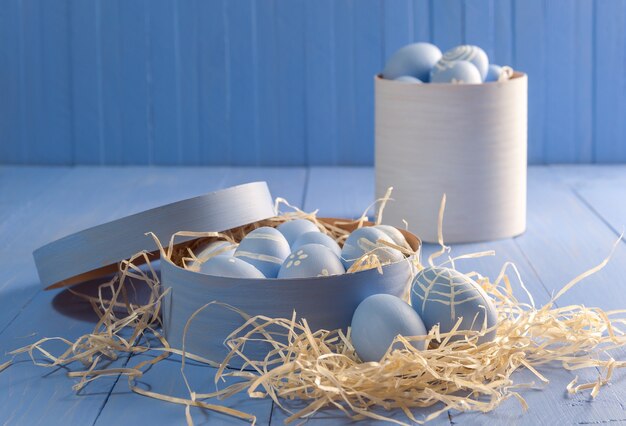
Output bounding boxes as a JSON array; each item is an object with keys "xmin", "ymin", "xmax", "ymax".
[{"xmin": 2, "ymin": 1, "xmax": 623, "ymax": 166}]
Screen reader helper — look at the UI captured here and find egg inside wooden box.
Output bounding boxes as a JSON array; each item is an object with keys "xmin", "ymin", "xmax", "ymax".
[{"xmin": 161, "ymin": 218, "xmax": 421, "ymax": 367}]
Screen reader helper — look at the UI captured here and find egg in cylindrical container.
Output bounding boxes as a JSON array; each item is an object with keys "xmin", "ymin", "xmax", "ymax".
[
  {"xmin": 197, "ymin": 256, "xmax": 264, "ymax": 278},
  {"xmin": 439, "ymin": 44, "xmax": 489, "ymax": 80},
  {"xmin": 382, "ymin": 42, "xmax": 442, "ymax": 82},
  {"xmin": 292, "ymin": 231, "xmax": 341, "ymax": 257},
  {"xmin": 277, "ymin": 243, "xmax": 345, "ymax": 279},
  {"xmin": 394, "ymin": 76, "xmax": 423, "ymax": 84},
  {"xmin": 234, "ymin": 227, "xmax": 291, "ymax": 278},
  {"xmin": 351, "ymin": 294, "xmax": 428, "ymax": 362},
  {"xmin": 373, "ymin": 225, "xmax": 411, "ymax": 250},
  {"xmin": 277, "ymin": 219, "xmax": 320, "ymax": 247},
  {"xmin": 341, "ymin": 227, "xmax": 394, "ymax": 269},
  {"xmin": 430, "ymin": 60, "xmax": 482, "ymax": 84},
  {"xmin": 411, "ymin": 267, "xmax": 498, "ymax": 344}
]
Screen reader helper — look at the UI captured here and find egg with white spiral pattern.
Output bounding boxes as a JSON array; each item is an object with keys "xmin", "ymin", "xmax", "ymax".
[{"xmin": 438, "ymin": 45, "xmax": 489, "ymax": 80}]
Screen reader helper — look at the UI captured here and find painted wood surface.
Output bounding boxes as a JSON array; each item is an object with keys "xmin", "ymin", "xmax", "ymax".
[
  {"xmin": 1, "ymin": 1, "xmax": 624, "ymax": 166},
  {"xmin": 1, "ymin": 165, "xmax": 626, "ymax": 425}
]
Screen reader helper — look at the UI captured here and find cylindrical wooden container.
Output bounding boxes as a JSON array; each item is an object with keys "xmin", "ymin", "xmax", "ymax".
[
  {"xmin": 375, "ymin": 73, "xmax": 527, "ymax": 243},
  {"xmin": 161, "ymin": 219, "xmax": 421, "ymax": 367}
]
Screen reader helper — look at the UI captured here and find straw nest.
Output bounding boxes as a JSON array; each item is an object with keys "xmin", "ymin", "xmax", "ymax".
[{"xmin": 4, "ymin": 193, "xmax": 626, "ymax": 425}]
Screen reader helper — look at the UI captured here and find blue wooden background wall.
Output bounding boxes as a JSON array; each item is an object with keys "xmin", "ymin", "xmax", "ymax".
[{"xmin": 0, "ymin": 0, "xmax": 623, "ymax": 166}]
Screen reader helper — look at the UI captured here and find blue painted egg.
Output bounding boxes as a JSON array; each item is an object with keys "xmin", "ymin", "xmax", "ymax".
[
  {"xmin": 292, "ymin": 231, "xmax": 341, "ymax": 258},
  {"xmin": 197, "ymin": 256, "xmax": 264, "ymax": 279},
  {"xmin": 394, "ymin": 76, "xmax": 423, "ymax": 84},
  {"xmin": 484, "ymin": 64, "xmax": 504, "ymax": 82},
  {"xmin": 351, "ymin": 294, "xmax": 428, "ymax": 362},
  {"xmin": 340, "ymin": 227, "xmax": 394, "ymax": 270},
  {"xmin": 411, "ymin": 267, "xmax": 498, "ymax": 344},
  {"xmin": 278, "ymin": 243, "xmax": 345, "ymax": 279},
  {"xmin": 373, "ymin": 225, "xmax": 411, "ymax": 250},
  {"xmin": 195, "ymin": 240, "xmax": 236, "ymax": 259},
  {"xmin": 430, "ymin": 60, "xmax": 482, "ymax": 84},
  {"xmin": 439, "ymin": 44, "xmax": 489, "ymax": 80},
  {"xmin": 234, "ymin": 226, "xmax": 291, "ymax": 278},
  {"xmin": 277, "ymin": 219, "xmax": 320, "ymax": 247},
  {"xmin": 382, "ymin": 42, "xmax": 442, "ymax": 82}
]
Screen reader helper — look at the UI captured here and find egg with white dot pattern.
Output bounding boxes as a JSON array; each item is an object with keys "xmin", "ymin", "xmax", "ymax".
[
  {"xmin": 292, "ymin": 231, "xmax": 341, "ymax": 257},
  {"xmin": 438, "ymin": 45, "xmax": 489, "ymax": 80},
  {"xmin": 197, "ymin": 256, "xmax": 264, "ymax": 279},
  {"xmin": 277, "ymin": 243, "xmax": 345, "ymax": 279},
  {"xmin": 341, "ymin": 227, "xmax": 395, "ymax": 270},
  {"xmin": 277, "ymin": 219, "xmax": 320, "ymax": 247},
  {"xmin": 410, "ymin": 266, "xmax": 497, "ymax": 344},
  {"xmin": 234, "ymin": 227, "xmax": 291, "ymax": 278},
  {"xmin": 430, "ymin": 60, "xmax": 482, "ymax": 84},
  {"xmin": 351, "ymin": 294, "xmax": 428, "ymax": 362}
]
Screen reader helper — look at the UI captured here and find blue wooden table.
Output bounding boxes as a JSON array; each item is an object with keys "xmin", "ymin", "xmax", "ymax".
[{"xmin": 1, "ymin": 165, "xmax": 626, "ymax": 425}]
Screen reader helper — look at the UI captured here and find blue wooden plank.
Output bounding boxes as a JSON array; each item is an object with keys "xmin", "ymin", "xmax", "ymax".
[
  {"xmin": 493, "ymin": 0, "xmax": 513, "ymax": 66},
  {"xmin": 513, "ymin": 0, "xmax": 546, "ymax": 164},
  {"xmin": 594, "ymin": 0, "xmax": 626, "ymax": 163},
  {"xmin": 544, "ymin": 0, "xmax": 593, "ymax": 163},
  {"xmin": 38, "ymin": 0, "xmax": 73, "ymax": 165},
  {"xmin": 431, "ymin": 0, "xmax": 464, "ymax": 51},
  {"xmin": 99, "ymin": 0, "xmax": 124, "ymax": 165},
  {"xmin": 412, "ymin": 0, "xmax": 431, "ymax": 42},
  {"xmin": 149, "ymin": 0, "xmax": 182, "ymax": 165},
  {"xmin": 226, "ymin": 0, "xmax": 259, "ymax": 166},
  {"xmin": 333, "ymin": 1, "xmax": 358, "ymax": 165},
  {"xmin": 69, "ymin": 0, "xmax": 104, "ymax": 165},
  {"xmin": 118, "ymin": 0, "xmax": 151, "ymax": 165},
  {"xmin": 353, "ymin": 0, "xmax": 383, "ymax": 166},
  {"xmin": 274, "ymin": 0, "xmax": 306, "ymax": 166},
  {"xmin": 0, "ymin": 1, "xmax": 23, "ymax": 163},
  {"xmin": 20, "ymin": 0, "xmax": 44, "ymax": 165},
  {"xmin": 305, "ymin": 0, "xmax": 337, "ymax": 164},
  {"xmin": 464, "ymin": 0, "xmax": 494, "ymax": 59},
  {"xmin": 383, "ymin": 0, "xmax": 413, "ymax": 61},
  {"xmin": 197, "ymin": 0, "xmax": 230, "ymax": 165}
]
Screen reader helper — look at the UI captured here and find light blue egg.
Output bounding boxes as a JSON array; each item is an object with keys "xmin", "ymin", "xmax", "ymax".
[
  {"xmin": 351, "ymin": 294, "xmax": 427, "ymax": 362},
  {"xmin": 278, "ymin": 243, "xmax": 345, "ymax": 279},
  {"xmin": 292, "ymin": 231, "xmax": 341, "ymax": 258},
  {"xmin": 195, "ymin": 241, "xmax": 236, "ymax": 259},
  {"xmin": 373, "ymin": 225, "xmax": 411, "ymax": 250},
  {"xmin": 340, "ymin": 227, "xmax": 394, "ymax": 270},
  {"xmin": 277, "ymin": 219, "xmax": 320, "ymax": 247},
  {"xmin": 234, "ymin": 226, "xmax": 291, "ymax": 278},
  {"xmin": 439, "ymin": 45, "xmax": 489, "ymax": 80},
  {"xmin": 411, "ymin": 267, "xmax": 497, "ymax": 344},
  {"xmin": 484, "ymin": 64, "xmax": 503, "ymax": 82},
  {"xmin": 382, "ymin": 42, "xmax": 442, "ymax": 82},
  {"xmin": 394, "ymin": 75, "xmax": 423, "ymax": 84},
  {"xmin": 430, "ymin": 60, "xmax": 482, "ymax": 84},
  {"xmin": 197, "ymin": 256, "xmax": 264, "ymax": 279}
]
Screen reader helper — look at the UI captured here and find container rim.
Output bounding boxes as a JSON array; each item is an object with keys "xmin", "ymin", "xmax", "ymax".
[{"xmin": 375, "ymin": 71, "xmax": 526, "ymax": 86}]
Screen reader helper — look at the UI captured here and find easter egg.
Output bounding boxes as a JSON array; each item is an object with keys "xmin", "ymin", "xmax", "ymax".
[
  {"xmin": 292, "ymin": 231, "xmax": 342, "ymax": 257},
  {"xmin": 430, "ymin": 60, "xmax": 482, "ymax": 84},
  {"xmin": 351, "ymin": 294, "xmax": 428, "ymax": 362},
  {"xmin": 277, "ymin": 219, "xmax": 320, "ymax": 247},
  {"xmin": 439, "ymin": 45, "xmax": 489, "ymax": 80},
  {"xmin": 411, "ymin": 267, "xmax": 497, "ymax": 344},
  {"xmin": 373, "ymin": 225, "xmax": 411, "ymax": 250},
  {"xmin": 340, "ymin": 227, "xmax": 394, "ymax": 270},
  {"xmin": 485, "ymin": 64, "xmax": 504, "ymax": 82},
  {"xmin": 197, "ymin": 256, "xmax": 264, "ymax": 279},
  {"xmin": 277, "ymin": 243, "xmax": 345, "ymax": 279},
  {"xmin": 382, "ymin": 42, "xmax": 442, "ymax": 82},
  {"xmin": 394, "ymin": 76, "xmax": 423, "ymax": 84},
  {"xmin": 234, "ymin": 227, "xmax": 291, "ymax": 278},
  {"xmin": 195, "ymin": 240, "xmax": 236, "ymax": 260}
]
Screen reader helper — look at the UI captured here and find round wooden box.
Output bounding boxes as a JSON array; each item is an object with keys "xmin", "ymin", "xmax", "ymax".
[
  {"xmin": 375, "ymin": 73, "xmax": 528, "ymax": 243},
  {"xmin": 160, "ymin": 218, "xmax": 421, "ymax": 367}
]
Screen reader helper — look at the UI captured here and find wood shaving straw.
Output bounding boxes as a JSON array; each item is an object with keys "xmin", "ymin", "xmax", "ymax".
[{"xmin": 4, "ymin": 192, "xmax": 626, "ymax": 425}]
